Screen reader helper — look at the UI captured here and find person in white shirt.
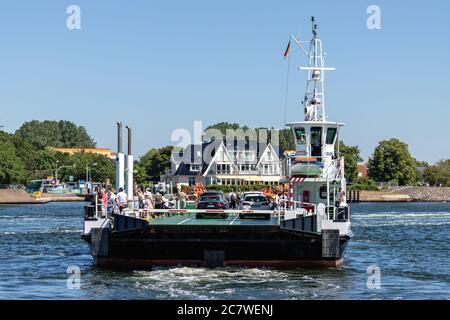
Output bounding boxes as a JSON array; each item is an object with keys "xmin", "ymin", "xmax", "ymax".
[
  {"xmin": 116, "ymin": 187, "xmax": 128, "ymax": 212},
  {"xmin": 162, "ymin": 194, "xmax": 169, "ymax": 209},
  {"xmin": 279, "ymin": 192, "xmax": 288, "ymax": 211},
  {"xmin": 107, "ymin": 190, "xmax": 117, "ymax": 214},
  {"xmin": 339, "ymin": 190, "xmax": 348, "ymax": 207}
]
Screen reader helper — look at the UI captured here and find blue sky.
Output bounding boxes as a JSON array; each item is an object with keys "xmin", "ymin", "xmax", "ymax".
[{"xmin": 0, "ymin": 0, "xmax": 449, "ymax": 163}]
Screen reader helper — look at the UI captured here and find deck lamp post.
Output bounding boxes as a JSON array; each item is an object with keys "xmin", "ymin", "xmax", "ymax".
[
  {"xmin": 55, "ymin": 164, "xmax": 76, "ymax": 182},
  {"xmin": 86, "ymin": 163, "xmax": 98, "ymax": 183}
]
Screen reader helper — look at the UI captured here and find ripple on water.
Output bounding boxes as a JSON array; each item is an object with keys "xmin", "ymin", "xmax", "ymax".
[{"xmin": 1, "ymin": 202, "xmax": 450, "ymax": 299}]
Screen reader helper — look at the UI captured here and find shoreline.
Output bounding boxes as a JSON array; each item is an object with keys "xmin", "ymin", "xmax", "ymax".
[
  {"xmin": 1, "ymin": 187, "xmax": 449, "ymax": 205},
  {"xmin": 359, "ymin": 187, "xmax": 450, "ymax": 203},
  {"xmin": 0, "ymin": 189, "xmax": 87, "ymax": 205}
]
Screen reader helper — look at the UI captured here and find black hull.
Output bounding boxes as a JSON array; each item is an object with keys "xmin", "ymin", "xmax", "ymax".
[{"xmin": 83, "ymin": 216, "xmax": 350, "ymax": 269}]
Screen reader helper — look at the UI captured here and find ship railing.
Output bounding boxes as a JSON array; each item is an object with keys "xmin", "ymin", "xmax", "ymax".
[
  {"xmin": 320, "ymin": 158, "xmax": 344, "ymax": 180},
  {"xmin": 282, "ymin": 155, "xmax": 345, "ymax": 180},
  {"xmin": 288, "ymin": 200, "xmax": 317, "ymax": 214},
  {"xmin": 119, "ymin": 206, "xmax": 289, "ymax": 224}
]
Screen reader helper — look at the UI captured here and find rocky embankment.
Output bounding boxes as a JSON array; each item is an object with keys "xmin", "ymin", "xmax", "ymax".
[
  {"xmin": 360, "ymin": 187, "xmax": 450, "ymax": 202},
  {"xmin": 391, "ymin": 187, "xmax": 450, "ymax": 202}
]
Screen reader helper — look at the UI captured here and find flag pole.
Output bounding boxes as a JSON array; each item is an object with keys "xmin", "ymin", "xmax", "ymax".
[
  {"xmin": 283, "ymin": 54, "xmax": 290, "ymax": 127},
  {"xmin": 290, "ymin": 34, "xmax": 309, "ymax": 56}
]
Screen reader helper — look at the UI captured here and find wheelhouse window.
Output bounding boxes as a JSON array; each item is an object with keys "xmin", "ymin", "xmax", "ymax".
[
  {"xmin": 310, "ymin": 127, "xmax": 322, "ymax": 157},
  {"xmin": 294, "ymin": 128, "xmax": 307, "ymax": 145},
  {"xmin": 326, "ymin": 128, "xmax": 337, "ymax": 145}
]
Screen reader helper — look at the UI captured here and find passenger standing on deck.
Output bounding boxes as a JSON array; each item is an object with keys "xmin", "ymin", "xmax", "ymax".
[
  {"xmin": 279, "ymin": 192, "xmax": 288, "ymax": 211},
  {"xmin": 179, "ymin": 190, "xmax": 187, "ymax": 209},
  {"xmin": 137, "ymin": 191, "xmax": 145, "ymax": 209},
  {"xmin": 107, "ymin": 190, "xmax": 116, "ymax": 214},
  {"xmin": 96, "ymin": 190, "xmax": 107, "ymax": 216},
  {"xmin": 154, "ymin": 192, "xmax": 163, "ymax": 209},
  {"xmin": 101, "ymin": 189, "xmax": 108, "ymax": 213},
  {"xmin": 229, "ymin": 191, "xmax": 237, "ymax": 209},
  {"xmin": 274, "ymin": 193, "xmax": 279, "ymax": 210},
  {"xmin": 144, "ymin": 194, "xmax": 154, "ymax": 209},
  {"xmin": 339, "ymin": 190, "xmax": 348, "ymax": 207},
  {"xmin": 116, "ymin": 187, "xmax": 128, "ymax": 212}
]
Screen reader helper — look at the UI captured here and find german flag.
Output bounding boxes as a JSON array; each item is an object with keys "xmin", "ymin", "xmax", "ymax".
[{"xmin": 283, "ymin": 40, "xmax": 291, "ymax": 59}]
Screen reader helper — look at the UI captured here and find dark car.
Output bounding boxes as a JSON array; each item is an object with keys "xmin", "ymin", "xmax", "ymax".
[
  {"xmin": 239, "ymin": 194, "xmax": 273, "ymax": 220},
  {"xmin": 196, "ymin": 195, "xmax": 228, "ymax": 219},
  {"xmin": 201, "ymin": 191, "xmax": 227, "ymax": 202}
]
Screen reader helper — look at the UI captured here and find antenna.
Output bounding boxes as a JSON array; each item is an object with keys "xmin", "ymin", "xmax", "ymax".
[
  {"xmin": 298, "ymin": 17, "xmax": 335, "ymax": 122},
  {"xmin": 312, "ymin": 16, "xmax": 317, "ymax": 38}
]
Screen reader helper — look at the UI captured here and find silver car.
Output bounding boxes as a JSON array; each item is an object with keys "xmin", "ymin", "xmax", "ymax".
[{"xmin": 239, "ymin": 194, "xmax": 272, "ymax": 219}]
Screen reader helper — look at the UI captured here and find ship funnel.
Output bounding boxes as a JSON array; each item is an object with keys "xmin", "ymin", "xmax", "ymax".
[
  {"xmin": 125, "ymin": 126, "xmax": 134, "ymax": 200},
  {"xmin": 116, "ymin": 122, "xmax": 125, "ymax": 192}
]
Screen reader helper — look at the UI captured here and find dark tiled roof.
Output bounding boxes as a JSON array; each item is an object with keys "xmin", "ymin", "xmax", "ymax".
[{"xmin": 172, "ymin": 138, "xmax": 278, "ymax": 176}]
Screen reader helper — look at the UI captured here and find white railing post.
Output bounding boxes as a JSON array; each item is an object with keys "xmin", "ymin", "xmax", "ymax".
[{"xmin": 95, "ymin": 194, "xmax": 98, "ymax": 219}]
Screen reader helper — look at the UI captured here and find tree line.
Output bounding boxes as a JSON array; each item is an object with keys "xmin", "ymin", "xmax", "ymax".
[{"xmin": 0, "ymin": 120, "xmax": 114, "ymax": 185}]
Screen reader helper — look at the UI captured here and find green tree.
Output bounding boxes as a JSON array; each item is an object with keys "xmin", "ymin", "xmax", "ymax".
[
  {"xmin": 15, "ymin": 120, "xmax": 96, "ymax": 149},
  {"xmin": 205, "ymin": 122, "xmax": 249, "ymax": 135},
  {"xmin": 414, "ymin": 159, "xmax": 429, "ymax": 183},
  {"xmin": 205, "ymin": 122, "xmax": 295, "ymax": 153},
  {"xmin": 368, "ymin": 138, "xmax": 417, "ymax": 185},
  {"xmin": 56, "ymin": 153, "xmax": 115, "ymax": 185},
  {"xmin": 423, "ymin": 160, "xmax": 450, "ymax": 187},
  {"xmin": 337, "ymin": 141, "xmax": 362, "ymax": 183},
  {"xmin": 134, "ymin": 162, "xmax": 149, "ymax": 185},
  {"xmin": 0, "ymin": 132, "xmax": 27, "ymax": 184},
  {"xmin": 138, "ymin": 146, "xmax": 174, "ymax": 182}
]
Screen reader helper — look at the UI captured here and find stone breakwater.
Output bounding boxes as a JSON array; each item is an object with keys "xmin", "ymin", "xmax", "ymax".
[
  {"xmin": 359, "ymin": 187, "xmax": 450, "ymax": 202},
  {"xmin": 391, "ymin": 187, "xmax": 450, "ymax": 202}
]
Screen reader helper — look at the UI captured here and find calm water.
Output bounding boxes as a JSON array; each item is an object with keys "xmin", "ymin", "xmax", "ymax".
[{"xmin": 0, "ymin": 202, "xmax": 449, "ymax": 300}]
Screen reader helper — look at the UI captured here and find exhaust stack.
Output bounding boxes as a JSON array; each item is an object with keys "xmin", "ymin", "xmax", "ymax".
[
  {"xmin": 115, "ymin": 122, "xmax": 125, "ymax": 192},
  {"xmin": 125, "ymin": 126, "xmax": 134, "ymax": 200}
]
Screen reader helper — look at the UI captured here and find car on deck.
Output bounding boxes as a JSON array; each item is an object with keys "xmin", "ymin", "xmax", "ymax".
[
  {"xmin": 196, "ymin": 192, "xmax": 228, "ymax": 219},
  {"xmin": 238, "ymin": 194, "xmax": 273, "ymax": 220}
]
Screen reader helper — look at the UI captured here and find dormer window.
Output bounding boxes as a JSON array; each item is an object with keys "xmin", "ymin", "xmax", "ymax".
[{"xmin": 191, "ymin": 164, "xmax": 201, "ymax": 172}]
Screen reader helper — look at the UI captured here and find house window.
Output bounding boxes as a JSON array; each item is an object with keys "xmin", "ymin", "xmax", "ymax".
[
  {"xmin": 191, "ymin": 164, "xmax": 201, "ymax": 172},
  {"xmin": 239, "ymin": 164, "xmax": 252, "ymax": 172},
  {"xmin": 216, "ymin": 164, "xmax": 231, "ymax": 174},
  {"xmin": 188, "ymin": 177, "xmax": 196, "ymax": 186}
]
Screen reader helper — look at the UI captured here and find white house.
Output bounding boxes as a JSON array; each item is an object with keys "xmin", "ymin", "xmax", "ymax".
[{"xmin": 166, "ymin": 139, "xmax": 282, "ymax": 187}]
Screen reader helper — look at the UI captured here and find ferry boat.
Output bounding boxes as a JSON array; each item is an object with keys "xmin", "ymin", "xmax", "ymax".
[{"xmin": 82, "ymin": 17, "xmax": 353, "ymax": 268}]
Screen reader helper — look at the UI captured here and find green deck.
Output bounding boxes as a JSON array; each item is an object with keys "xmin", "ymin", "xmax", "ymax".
[{"xmin": 147, "ymin": 213, "xmax": 279, "ymax": 226}]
